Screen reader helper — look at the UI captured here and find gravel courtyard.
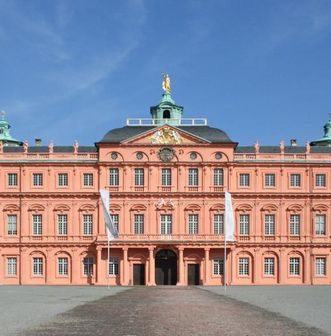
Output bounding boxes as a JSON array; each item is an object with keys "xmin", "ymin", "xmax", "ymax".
[
  {"xmin": 0, "ymin": 285, "xmax": 129, "ymax": 336},
  {"xmin": 1, "ymin": 285, "xmax": 330, "ymax": 336}
]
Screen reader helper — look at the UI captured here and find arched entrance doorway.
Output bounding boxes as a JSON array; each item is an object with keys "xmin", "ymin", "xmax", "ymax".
[{"xmin": 155, "ymin": 249, "xmax": 177, "ymax": 285}]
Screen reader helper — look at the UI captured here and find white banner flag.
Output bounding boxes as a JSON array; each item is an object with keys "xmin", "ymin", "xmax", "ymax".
[
  {"xmin": 225, "ymin": 191, "xmax": 235, "ymax": 241},
  {"xmin": 100, "ymin": 189, "xmax": 118, "ymax": 240}
]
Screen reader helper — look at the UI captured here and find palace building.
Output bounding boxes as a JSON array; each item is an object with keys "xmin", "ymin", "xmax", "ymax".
[{"xmin": 1, "ymin": 80, "xmax": 331, "ymax": 286}]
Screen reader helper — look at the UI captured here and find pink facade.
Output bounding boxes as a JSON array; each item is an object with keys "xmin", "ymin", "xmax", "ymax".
[{"xmin": 1, "ymin": 94, "xmax": 331, "ymax": 286}]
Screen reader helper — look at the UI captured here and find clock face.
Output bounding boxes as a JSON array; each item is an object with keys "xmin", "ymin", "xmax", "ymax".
[{"xmin": 158, "ymin": 147, "xmax": 174, "ymax": 162}]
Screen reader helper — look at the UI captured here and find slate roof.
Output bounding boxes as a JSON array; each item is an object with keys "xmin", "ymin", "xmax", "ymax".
[{"xmin": 98, "ymin": 125, "xmax": 235, "ymax": 144}]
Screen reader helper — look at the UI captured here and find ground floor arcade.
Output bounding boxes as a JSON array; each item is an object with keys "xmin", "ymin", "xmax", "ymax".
[{"xmin": 1, "ymin": 244, "xmax": 330, "ymax": 285}]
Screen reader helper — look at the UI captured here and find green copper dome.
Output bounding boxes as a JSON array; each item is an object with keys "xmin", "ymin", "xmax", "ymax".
[
  {"xmin": 0, "ymin": 111, "xmax": 21, "ymax": 146},
  {"xmin": 310, "ymin": 116, "xmax": 331, "ymax": 146}
]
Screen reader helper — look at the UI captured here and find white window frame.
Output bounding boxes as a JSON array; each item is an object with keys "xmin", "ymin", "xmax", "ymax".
[
  {"xmin": 7, "ymin": 257, "xmax": 17, "ymax": 276},
  {"xmin": 315, "ymin": 257, "xmax": 326, "ymax": 276},
  {"xmin": 289, "ymin": 257, "xmax": 300, "ymax": 276},
  {"xmin": 289, "ymin": 214, "xmax": 300, "ymax": 235},
  {"xmin": 32, "ymin": 173, "xmax": 43, "ymax": 187},
  {"xmin": 58, "ymin": 173, "xmax": 68, "ymax": 187},
  {"xmin": 83, "ymin": 173, "xmax": 93, "ymax": 186},
  {"xmin": 134, "ymin": 168, "xmax": 144, "ymax": 186},
  {"xmin": 188, "ymin": 168, "xmax": 198, "ymax": 186},
  {"xmin": 8, "ymin": 173, "xmax": 18, "ymax": 186},
  {"xmin": 7, "ymin": 214, "xmax": 17, "ymax": 235},
  {"xmin": 33, "ymin": 257, "xmax": 43, "ymax": 276},
  {"xmin": 108, "ymin": 257, "xmax": 119, "ymax": 275},
  {"xmin": 188, "ymin": 214, "xmax": 198, "ymax": 234},
  {"xmin": 83, "ymin": 214, "xmax": 93, "ymax": 235},
  {"xmin": 264, "ymin": 214, "xmax": 275, "ymax": 235},
  {"xmin": 290, "ymin": 174, "xmax": 301, "ymax": 187},
  {"xmin": 83, "ymin": 257, "xmax": 93, "ymax": 276},
  {"xmin": 134, "ymin": 214, "xmax": 144, "ymax": 234},
  {"xmin": 58, "ymin": 257, "xmax": 68, "ymax": 276},
  {"xmin": 161, "ymin": 168, "xmax": 172, "ymax": 186},
  {"xmin": 264, "ymin": 257, "xmax": 275, "ymax": 276},
  {"xmin": 239, "ymin": 173, "xmax": 250, "ymax": 187},
  {"xmin": 32, "ymin": 214, "xmax": 42, "ymax": 235},
  {"xmin": 265, "ymin": 174, "xmax": 275, "ymax": 187},
  {"xmin": 315, "ymin": 174, "xmax": 326, "ymax": 187},
  {"xmin": 239, "ymin": 214, "xmax": 249, "ymax": 235},
  {"xmin": 315, "ymin": 214, "xmax": 326, "ymax": 235},
  {"xmin": 160, "ymin": 214, "xmax": 172, "ymax": 235},
  {"xmin": 58, "ymin": 214, "xmax": 68, "ymax": 235},
  {"xmin": 239, "ymin": 257, "xmax": 249, "ymax": 276},
  {"xmin": 213, "ymin": 168, "xmax": 224, "ymax": 186},
  {"xmin": 109, "ymin": 168, "xmax": 119, "ymax": 186},
  {"xmin": 213, "ymin": 258, "xmax": 224, "ymax": 275},
  {"xmin": 213, "ymin": 214, "xmax": 224, "ymax": 234},
  {"xmin": 110, "ymin": 214, "xmax": 119, "ymax": 233}
]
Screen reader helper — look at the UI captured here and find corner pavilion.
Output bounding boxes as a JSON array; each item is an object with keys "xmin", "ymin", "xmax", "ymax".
[{"xmin": 1, "ymin": 86, "xmax": 331, "ymax": 286}]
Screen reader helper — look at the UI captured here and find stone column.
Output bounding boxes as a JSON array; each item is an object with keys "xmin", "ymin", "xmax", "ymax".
[
  {"xmin": 148, "ymin": 247, "xmax": 156, "ymax": 286},
  {"xmin": 204, "ymin": 248, "xmax": 210, "ymax": 285},
  {"xmin": 122, "ymin": 248, "xmax": 128, "ymax": 285},
  {"xmin": 177, "ymin": 247, "xmax": 185, "ymax": 285},
  {"xmin": 96, "ymin": 247, "xmax": 102, "ymax": 284}
]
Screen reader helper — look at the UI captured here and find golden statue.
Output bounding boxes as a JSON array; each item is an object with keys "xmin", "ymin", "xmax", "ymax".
[{"xmin": 162, "ymin": 73, "xmax": 171, "ymax": 93}]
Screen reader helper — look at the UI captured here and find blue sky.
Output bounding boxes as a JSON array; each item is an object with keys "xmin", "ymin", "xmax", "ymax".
[{"xmin": 0, "ymin": 0, "xmax": 331, "ymax": 146}]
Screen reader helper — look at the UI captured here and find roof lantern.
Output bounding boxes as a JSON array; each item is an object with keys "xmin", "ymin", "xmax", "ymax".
[
  {"xmin": 310, "ymin": 115, "xmax": 331, "ymax": 146},
  {"xmin": 150, "ymin": 74, "xmax": 184, "ymax": 126},
  {"xmin": 0, "ymin": 111, "xmax": 21, "ymax": 146}
]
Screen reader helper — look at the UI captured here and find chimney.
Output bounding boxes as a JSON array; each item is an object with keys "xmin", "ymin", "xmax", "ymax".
[
  {"xmin": 290, "ymin": 139, "xmax": 297, "ymax": 146},
  {"xmin": 35, "ymin": 138, "xmax": 42, "ymax": 146}
]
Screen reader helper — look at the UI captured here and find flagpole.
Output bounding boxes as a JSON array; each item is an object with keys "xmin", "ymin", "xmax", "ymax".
[
  {"xmin": 107, "ymin": 231, "xmax": 110, "ymax": 289},
  {"xmin": 224, "ymin": 203, "xmax": 227, "ymax": 292}
]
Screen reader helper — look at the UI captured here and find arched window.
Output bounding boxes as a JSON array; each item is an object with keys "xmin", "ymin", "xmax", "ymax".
[{"xmin": 163, "ymin": 110, "xmax": 170, "ymax": 119}]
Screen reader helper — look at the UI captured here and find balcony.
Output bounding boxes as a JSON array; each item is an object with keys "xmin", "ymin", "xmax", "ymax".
[{"xmin": 98, "ymin": 234, "xmax": 226, "ymax": 242}]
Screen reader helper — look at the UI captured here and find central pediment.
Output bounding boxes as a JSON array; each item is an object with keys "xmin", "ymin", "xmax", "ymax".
[{"xmin": 121, "ymin": 125, "xmax": 211, "ymax": 145}]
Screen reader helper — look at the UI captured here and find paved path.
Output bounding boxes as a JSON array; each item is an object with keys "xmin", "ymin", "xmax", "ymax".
[
  {"xmin": 0, "ymin": 286, "xmax": 129, "ymax": 336},
  {"xmin": 202, "ymin": 286, "xmax": 331, "ymax": 335},
  {"xmin": 19, "ymin": 287, "xmax": 327, "ymax": 336}
]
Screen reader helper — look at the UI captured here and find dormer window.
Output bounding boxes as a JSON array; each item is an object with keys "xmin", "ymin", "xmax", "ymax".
[{"xmin": 163, "ymin": 110, "xmax": 170, "ymax": 119}]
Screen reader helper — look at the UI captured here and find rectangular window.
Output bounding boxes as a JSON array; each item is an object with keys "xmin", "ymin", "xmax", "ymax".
[
  {"xmin": 58, "ymin": 214, "xmax": 68, "ymax": 235},
  {"xmin": 213, "ymin": 258, "xmax": 224, "ymax": 275},
  {"xmin": 7, "ymin": 214, "xmax": 17, "ymax": 235},
  {"xmin": 108, "ymin": 257, "xmax": 119, "ymax": 275},
  {"xmin": 239, "ymin": 214, "xmax": 249, "ymax": 235},
  {"xmin": 83, "ymin": 214, "xmax": 93, "ymax": 235},
  {"xmin": 58, "ymin": 173, "xmax": 68, "ymax": 186},
  {"xmin": 290, "ymin": 174, "xmax": 301, "ymax": 187},
  {"xmin": 7, "ymin": 257, "xmax": 17, "ymax": 276},
  {"xmin": 83, "ymin": 173, "xmax": 93, "ymax": 186},
  {"xmin": 134, "ymin": 214, "xmax": 144, "ymax": 234},
  {"xmin": 239, "ymin": 257, "xmax": 249, "ymax": 276},
  {"xmin": 160, "ymin": 214, "xmax": 172, "ymax": 235},
  {"xmin": 264, "ymin": 257, "xmax": 275, "ymax": 276},
  {"xmin": 32, "ymin": 214, "xmax": 42, "ymax": 235},
  {"xmin": 134, "ymin": 168, "xmax": 144, "ymax": 186},
  {"xmin": 213, "ymin": 168, "xmax": 224, "ymax": 186},
  {"xmin": 290, "ymin": 214, "xmax": 300, "ymax": 235},
  {"xmin": 58, "ymin": 257, "xmax": 68, "ymax": 276},
  {"xmin": 315, "ymin": 174, "xmax": 326, "ymax": 187},
  {"xmin": 188, "ymin": 214, "xmax": 198, "ymax": 234},
  {"xmin": 315, "ymin": 214, "xmax": 326, "ymax": 235},
  {"xmin": 8, "ymin": 173, "xmax": 18, "ymax": 186},
  {"xmin": 161, "ymin": 168, "xmax": 172, "ymax": 186},
  {"xmin": 264, "ymin": 214, "xmax": 275, "ymax": 235},
  {"xmin": 239, "ymin": 173, "xmax": 250, "ymax": 187},
  {"xmin": 188, "ymin": 168, "xmax": 198, "ymax": 186},
  {"xmin": 315, "ymin": 257, "xmax": 326, "ymax": 276},
  {"xmin": 109, "ymin": 168, "xmax": 119, "ymax": 186},
  {"xmin": 33, "ymin": 257, "xmax": 43, "ymax": 276},
  {"xmin": 110, "ymin": 214, "xmax": 119, "ymax": 232},
  {"xmin": 213, "ymin": 214, "xmax": 224, "ymax": 234},
  {"xmin": 265, "ymin": 174, "xmax": 275, "ymax": 187},
  {"xmin": 33, "ymin": 173, "xmax": 43, "ymax": 186},
  {"xmin": 83, "ymin": 257, "xmax": 93, "ymax": 276},
  {"xmin": 289, "ymin": 257, "xmax": 300, "ymax": 276}
]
